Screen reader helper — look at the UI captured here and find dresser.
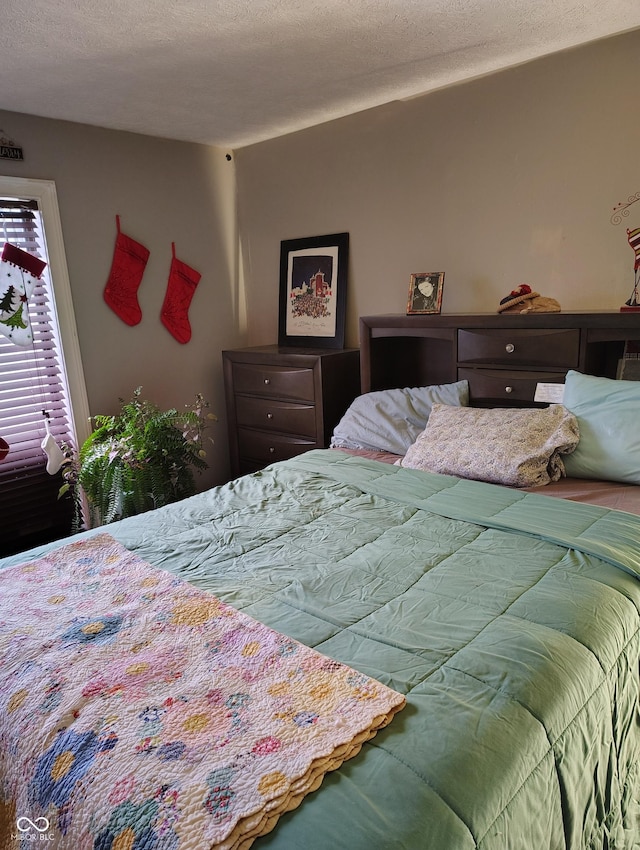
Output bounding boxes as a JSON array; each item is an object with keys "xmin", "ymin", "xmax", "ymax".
[
  {"xmin": 223, "ymin": 346, "xmax": 360, "ymax": 477},
  {"xmin": 359, "ymin": 313, "xmax": 640, "ymax": 403}
]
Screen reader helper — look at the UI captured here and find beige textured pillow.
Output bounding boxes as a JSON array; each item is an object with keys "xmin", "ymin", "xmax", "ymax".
[{"xmin": 399, "ymin": 404, "xmax": 579, "ymax": 487}]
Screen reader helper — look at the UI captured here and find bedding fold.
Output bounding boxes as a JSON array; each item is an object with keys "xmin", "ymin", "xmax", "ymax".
[{"xmin": 292, "ymin": 450, "xmax": 640, "ymax": 580}]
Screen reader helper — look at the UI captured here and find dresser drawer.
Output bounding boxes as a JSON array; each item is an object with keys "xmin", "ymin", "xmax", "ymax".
[
  {"xmin": 458, "ymin": 368, "xmax": 568, "ymax": 404},
  {"xmin": 458, "ymin": 328, "xmax": 580, "ymax": 368},
  {"xmin": 232, "ymin": 362, "xmax": 315, "ymax": 401},
  {"xmin": 237, "ymin": 428, "xmax": 316, "ymax": 464},
  {"xmin": 235, "ymin": 396, "xmax": 316, "ymax": 438}
]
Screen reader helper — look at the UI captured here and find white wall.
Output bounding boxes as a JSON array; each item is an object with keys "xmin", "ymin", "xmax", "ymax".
[
  {"xmin": 235, "ymin": 29, "xmax": 640, "ymax": 348},
  {"xmin": 0, "ymin": 110, "xmax": 245, "ymax": 487}
]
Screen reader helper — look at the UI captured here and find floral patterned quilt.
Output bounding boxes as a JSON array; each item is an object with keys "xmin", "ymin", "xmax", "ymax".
[{"xmin": 0, "ymin": 533, "xmax": 405, "ymax": 850}]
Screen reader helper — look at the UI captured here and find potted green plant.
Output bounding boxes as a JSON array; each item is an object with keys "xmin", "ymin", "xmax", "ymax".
[{"xmin": 60, "ymin": 388, "xmax": 216, "ymax": 528}]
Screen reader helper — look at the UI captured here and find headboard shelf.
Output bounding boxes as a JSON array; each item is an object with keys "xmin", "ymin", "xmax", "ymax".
[{"xmin": 359, "ymin": 312, "xmax": 640, "ymax": 405}]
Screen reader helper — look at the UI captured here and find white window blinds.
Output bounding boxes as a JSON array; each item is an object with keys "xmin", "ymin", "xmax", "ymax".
[{"xmin": 0, "ymin": 198, "xmax": 75, "ymax": 553}]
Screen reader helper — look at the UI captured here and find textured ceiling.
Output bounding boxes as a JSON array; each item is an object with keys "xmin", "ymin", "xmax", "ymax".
[{"xmin": 1, "ymin": 0, "xmax": 639, "ymax": 150}]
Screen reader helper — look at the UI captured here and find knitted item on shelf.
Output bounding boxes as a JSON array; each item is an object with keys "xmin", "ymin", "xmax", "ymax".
[
  {"xmin": 497, "ymin": 284, "xmax": 538, "ymax": 313},
  {"xmin": 103, "ymin": 215, "xmax": 150, "ymax": 326},
  {"xmin": 497, "ymin": 283, "xmax": 561, "ymax": 314}
]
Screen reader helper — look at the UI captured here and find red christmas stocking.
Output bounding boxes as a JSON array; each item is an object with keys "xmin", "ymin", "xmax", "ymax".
[
  {"xmin": 160, "ymin": 243, "xmax": 201, "ymax": 344},
  {"xmin": 103, "ymin": 215, "xmax": 150, "ymax": 326}
]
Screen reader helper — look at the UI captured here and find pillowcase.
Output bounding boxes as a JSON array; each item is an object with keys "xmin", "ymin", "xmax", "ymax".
[
  {"xmin": 330, "ymin": 381, "xmax": 469, "ymax": 456},
  {"xmin": 399, "ymin": 403, "xmax": 579, "ymax": 487},
  {"xmin": 562, "ymin": 370, "xmax": 640, "ymax": 484}
]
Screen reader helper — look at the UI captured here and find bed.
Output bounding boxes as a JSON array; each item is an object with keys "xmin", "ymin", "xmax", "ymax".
[{"xmin": 2, "ymin": 321, "xmax": 640, "ymax": 849}]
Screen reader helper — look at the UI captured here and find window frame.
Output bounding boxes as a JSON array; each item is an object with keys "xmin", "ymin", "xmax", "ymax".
[{"xmin": 0, "ymin": 175, "xmax": 91, "ymax": 449}]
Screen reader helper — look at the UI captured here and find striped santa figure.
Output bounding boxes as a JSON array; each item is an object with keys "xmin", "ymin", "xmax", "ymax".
[{"xmin": 625, "ymin": 227, "xmax": 640, "ymax": 308}]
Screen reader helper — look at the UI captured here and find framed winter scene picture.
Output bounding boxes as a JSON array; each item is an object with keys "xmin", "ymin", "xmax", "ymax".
[{"xmin": 278, "ymin": 232, "xmax": 349, "ymax": 348}]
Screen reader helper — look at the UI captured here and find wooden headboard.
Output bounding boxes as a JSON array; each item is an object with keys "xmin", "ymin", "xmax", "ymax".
[{"xmin": 359, "ymin": 312, "xmax": 640, "ymax": 406}]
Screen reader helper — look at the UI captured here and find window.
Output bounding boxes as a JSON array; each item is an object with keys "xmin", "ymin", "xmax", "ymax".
[{"xmin": 0, "ymin": 177, "xmax": 89, "ymax": 555}]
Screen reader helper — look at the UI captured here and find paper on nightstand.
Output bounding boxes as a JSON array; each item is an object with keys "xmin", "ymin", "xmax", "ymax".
[{"xmin": 534, "ymin": 382, "xmax": 565, "ymax": 403}]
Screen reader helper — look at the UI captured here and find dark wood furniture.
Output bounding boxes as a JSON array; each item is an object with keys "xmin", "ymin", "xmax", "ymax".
[
  {"xmin": 360, "ymin": 312, "xmax": 640, "ymax": 403},
  {"xmin": 223, "ymin": 346, "xmax": 360, "ymax": 477}
]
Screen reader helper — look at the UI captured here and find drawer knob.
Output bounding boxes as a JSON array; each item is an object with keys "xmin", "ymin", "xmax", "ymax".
[
  {"xmin": 269, "ymin": 446, "xmax": 275, "ymax": 453},
  {"xmin": 505, "ymin": 343, "xmax": 515, "ymax": 353},
  {"xmin": 505, "ymin": 386, "xmax": 513, "ymax": 394},
  {"xmin": 263, "ymin": 378, "xmax": 271, "ymax": 385},
  {"xmin": 266, "ymin": 412, "xmax": 273, "ymax": 419}
]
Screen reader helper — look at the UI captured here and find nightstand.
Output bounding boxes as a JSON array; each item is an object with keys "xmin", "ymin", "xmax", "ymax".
[{"xmin": 222, "ymin": 346, "xmax": 360, "ymax": 477}]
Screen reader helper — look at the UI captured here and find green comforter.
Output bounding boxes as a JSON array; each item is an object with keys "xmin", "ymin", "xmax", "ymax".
[{"xmin": 3, "ymin": 450, "xmax": 640, "ymax": 849}]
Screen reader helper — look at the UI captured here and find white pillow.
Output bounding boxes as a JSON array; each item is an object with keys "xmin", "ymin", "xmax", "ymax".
[
  {"xmin": 330, "ymin": 381, "xmax": 469, "ymax": 456},
  {"xmin": 562, "ymin": 370, "xmax": 640, "ymax": 484},
  {"xmin": 399, "ymin": 403, "xmax": 579, "ymax": 487}
]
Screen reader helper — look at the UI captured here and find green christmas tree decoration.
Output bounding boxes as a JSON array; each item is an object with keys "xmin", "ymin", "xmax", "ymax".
[
  {"xmin": 3, "ymin": 303, "xmax": 27, "ymax": 330},
  {"xmin": 0, "ymin": 284, "xmax": 16, "ymax": 313}
]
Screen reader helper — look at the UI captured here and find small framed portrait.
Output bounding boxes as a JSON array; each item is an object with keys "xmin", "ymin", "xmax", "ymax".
[{"xmin": 407, "ymin": 272, "xmax": 445, "ymax": 315}]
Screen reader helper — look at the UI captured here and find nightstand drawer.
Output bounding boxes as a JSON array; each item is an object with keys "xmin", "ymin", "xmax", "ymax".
[
  {"xmin": 238, "ymin": 429, "xmax": 316, "ymax": 464},
  {"xmin": 458, "ymin": 368, "xmax": 568, "ymax": 404},
  {"xmin": 232, "ymin": 362, "xmax": 315, "ymax": 401},
  {"xmin": 458, "ymin": 329, "xmax": 579, "ymax": 368},
  {"xmin": 235, "ymin": 396, "xmax": 316, "ymax": 438}
]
